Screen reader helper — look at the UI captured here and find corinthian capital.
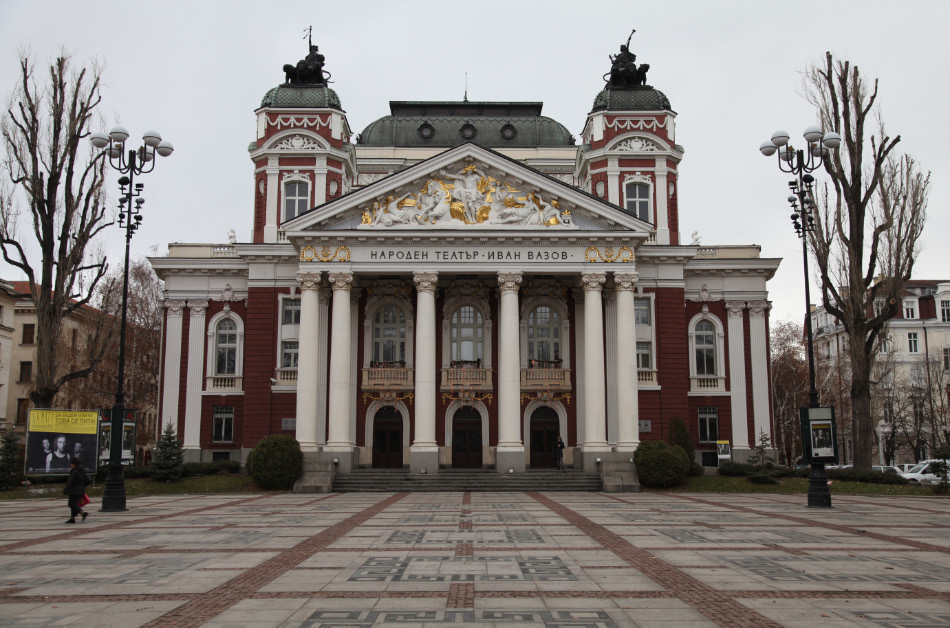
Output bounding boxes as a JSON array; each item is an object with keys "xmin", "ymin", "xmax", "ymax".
[
  {"xmin": 748, "ymin": 300, "xmax": 771, "ymax": 317},
  {"xmin": 165, "ymin": 299, "xmax": 186, "ymax": 315},
  {"xmin": 413, "ymin": 272, "xmax": 439, "ymax": 294},
  {"xmin": 581, "ymin": 272, "xmax": 606, "ymax": 292},
  {"xmin": 187, "ymin": 299, "xmax": 209, "ymax": 315},
  {"xmin": 725, "ymin": 301, "xmax": 746, "ymax": 319},
  {"xmin": 328, "ymin": 272, "xmax": 354, "ymax": 292},
  {"xmin": 296, "ymin": 271, "xmax": 322, "ymax": 291},
  {"xmin": 613, "ymin": 272, "xmax": 639, "ymax": 292},
  {"xmin": 497, "ymin": 272, "xmax": 523, "ymax": 294}
]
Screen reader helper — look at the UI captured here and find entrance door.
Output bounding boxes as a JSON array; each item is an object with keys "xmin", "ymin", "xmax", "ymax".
[
  {"xmin": 452, "ymin": 406, "xmax": 483, "ymax": 468},
  {"xmin": 372, "ymin": 407, "xmax": 403, "ymax": 468},
  {"xmin": 529, "ymin": 407, "xmax": 559, "ymax": 468}
]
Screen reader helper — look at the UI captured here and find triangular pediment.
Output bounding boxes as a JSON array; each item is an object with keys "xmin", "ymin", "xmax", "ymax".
[{"xmin": 282, "ymin": 143, "xmax": 653, "ymax": 236}]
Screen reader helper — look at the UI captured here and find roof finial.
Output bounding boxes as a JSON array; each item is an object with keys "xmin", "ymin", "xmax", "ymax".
[{"xmin": 464, "ymin": 72, "xmax": 468, "ymax": 102}]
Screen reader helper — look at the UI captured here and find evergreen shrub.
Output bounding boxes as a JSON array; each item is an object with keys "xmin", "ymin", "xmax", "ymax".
[
  {"xmin": 634, "ymin": 440, "xmax": 691, "ymax": 488},
  {"xmin": 246, "ymin": 435, "xmax": 303, "ymax": 490},
  {"xmin": 0, "ymin": 432, "xmax": 23, "ymax": 489},
  {"xmin": 151, "ymin": 423, "xmax": 185, "ymax": 482}
]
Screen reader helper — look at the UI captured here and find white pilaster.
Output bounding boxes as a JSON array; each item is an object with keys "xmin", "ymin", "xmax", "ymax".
[
  {"xmin": 264, "ymin": 157, "xmax": 279, "ymax": 243},
  {"xmin": 748, "ymin": 301, "xmax": 772, "ymax": 444},
  {"xmin": 726, "ymin": 301, "xmax": 750, "ymax": 450},
  {"xmin": 581, "ymin": 273, "xmax": 609, "ymax": 454},
  {"xmin": 654, "ymin": 158, "xmax": 670, "ymax": 245},
  {"xmin": 326, "ymin": 272, "xmax": 353, "ymax": 449},
  {"xmin": 295, "ymin": 271, "xmax": 322, "ymax": 451},
  {"xmin": 183, "ymin": 300, "xmax": 208, "ymax": 453},
  {"xmin": 615, "ymin": 272, "xmax": 640, "ymax": 451},
  {"xmin": 497, "ymin": 272, "xmax": 525, "ymax": 472},
  {"xmin": 607, "ymin": 157, "xmax": 620, "ymax": 205},
  {"xmin": 314, "ymin": 155, "xmax": 328, "ymax": 206},
  {"xmin": 160, "ymin": 300, "xmax": 185, "ymax": 433}
]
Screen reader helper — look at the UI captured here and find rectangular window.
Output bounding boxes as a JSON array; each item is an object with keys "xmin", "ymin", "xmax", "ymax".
[
  {"xmin": 212, "ymin": 406, "xmax": 234, "ymax": 443},
  {"xmin": 942, "ymin": 300, "xmax": 950, "ymax": 323},
  {"xmin": 283, "ymin": 182, "xmax": 309, "ymax": 221},
  {"xmin": 16, "ymin": 399, "xmax": 30, "ymax": 425},
  {"xmin": 908, "ymin": 332, "xmax": 919, "ymax": 353},
  {"xmin": 21, "ymin": 323, "xmax": 35, "ymax": 345},
  {"xmin": 18, "ymin": 361, "xmax": 32, "ymax": 383},
  {"xmin": 634, "ymin": 298, "xmax": 651, "ymax": 325},
  {"xmin": 904, "ymin": 301, "xmax": 916, "ymax": 319},
  {"xmin": 698, "ymin": 407, "xmax": 719, "ymax": 443},
  {"xmin": 944, "ymin": 348, "xmax": 950, "ymax": 371},
  {"xmin": 873, "ymin": 298, "xmax": 885, "ymax": 317},
  {"xmin": 636, "ymin": 342, "xmax": 652, "ymax": 369},
  {"xmin": 880, "ymin": 337, "xmax": 890, "ymax": 354},
  {"xmin": 282, "ymin": 298, "xmax": 301, "ymax": 325},
  {"xmin": 281, "ymin": 341, "xmax": 299, "ymax": 368},
  {"xmin": 624, "ymin": 182, "xmax": 651, "ymax": 222}
]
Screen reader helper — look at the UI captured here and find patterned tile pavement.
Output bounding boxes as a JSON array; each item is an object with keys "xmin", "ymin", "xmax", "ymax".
[{"xmin": 1, "ymin": 491, "xmax": 949, "ymax": 627}]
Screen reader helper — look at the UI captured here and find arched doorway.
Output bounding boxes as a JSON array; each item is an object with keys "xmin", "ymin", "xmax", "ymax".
[
  {"xmin": 452, "ymin": 406, "xmax": 483, "ymax": 468},
  {"xmin": 372, "ymin": 406, "xmax": 403, "ymax": 468},
  {"xmin": 529, "ymin": 406, "xmax": 560, "ymax": 468}
]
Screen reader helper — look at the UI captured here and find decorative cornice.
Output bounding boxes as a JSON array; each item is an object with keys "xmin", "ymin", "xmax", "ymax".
[
  {"xmin": 581, "ymin": 272, "xmax": 607, "ymax": 292},
  {"xmin": 413, "ymin": 272, "xmax": 438, "ymax": 294},
  {"xmin": 497, "ymin": 272, "xmax": 523, "ymax": 294},
  {"xmin": 328, "ymin": 272, "xmax": 353, "ymax": 291},
  {"xmin": 614, "ymin": 272, "xmax": 639, "ymax": 291},
  {"xmin": 296, "ymin": 271, "xmax": 322, "ymax": 291}
]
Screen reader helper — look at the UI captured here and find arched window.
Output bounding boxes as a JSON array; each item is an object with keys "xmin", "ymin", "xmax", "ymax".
[
  {"xmin": 373, "ymin": 305, "xmax": 406, "ymax": 363},
  {"xmin": 527, "ymin": 306, "xmax": 560, "ymax": 363},
  {"xmin": 451, "ymin": 305, "xmax": 483, "ymax": 361},
  {"xmin": 216, "ymin": 319, "xmax": 238, "ymax": 375},
  {"xmin": 694, "ymin": 320, "xmax": 716, "ymax": 376},
  {"xmin": 624, "ymin": 182, "xmax": 650, "ymax": 222}
]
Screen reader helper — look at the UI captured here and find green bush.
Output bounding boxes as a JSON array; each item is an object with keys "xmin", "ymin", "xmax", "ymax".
[
  {"xmin": 212, "ymin": 459, "xmax": 241, "ymax": 475},
  {"xmin": 179, "ymin": 460, "xmax": 241, "ymax": 477},
  {"xmin": 748, "ymin": 473, "xmax": 780, "ymax": 484},
  {"xmin": 634, "ymin": 440, "xmax": 691, "ymax": 488},
  {"xmin": 246, "ymin": 435, "xmax": 303, "ymax": 490},
  {"xmin": 718, "ymin": 461, "xmax": 755, "ymax": 477},
  {"xmin": 0, "ymin": 432, "xmax": 24, "ymax": 489},
  {"xmin": 826, "ymin": 468, "xmax": 907, "ymax": 485},
  {"xmin": 151, "ymin": 423, "xmax": 185, "ymax": 482},
  {"xmin": 668, "ymin": 418, "xmax": 701, "ymax": 475}
]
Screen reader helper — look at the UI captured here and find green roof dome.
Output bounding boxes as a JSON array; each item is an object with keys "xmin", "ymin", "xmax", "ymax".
[
  {"xmin": 358, "ymin": 101, "xmax": 574, "ymax": 148},
  {"xmin": 591, "ymin": 86, "xmax": 671, "ymax": 113},
  {"xmin": 260, "ymin": 84, "xmax": 342, "ymax": 110}
]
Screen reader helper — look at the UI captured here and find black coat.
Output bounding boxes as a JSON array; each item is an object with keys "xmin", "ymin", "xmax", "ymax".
[{"xmin": 63, "ymin": 466, "xmax": 89, "ymax": 496}]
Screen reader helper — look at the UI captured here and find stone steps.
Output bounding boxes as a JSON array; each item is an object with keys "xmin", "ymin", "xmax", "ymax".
[{"xmin": 331, "ymin": 468, "xmax": 603, "ymax": 492}]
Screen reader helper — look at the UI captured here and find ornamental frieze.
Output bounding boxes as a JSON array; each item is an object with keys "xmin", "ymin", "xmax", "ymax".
[
  {"xmin": 300, "ymin": 245, "xmax": 351, "ymax": 262},
  {"xmin": 359, "ymin": 165, "xmax": 574, "ymax": 229}
]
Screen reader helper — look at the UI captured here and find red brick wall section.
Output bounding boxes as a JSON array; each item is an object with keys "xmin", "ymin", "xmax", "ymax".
[
  {"xmin": 653, "ymin": 287, "xmax": 689, "ymax": 440},
  {"xmin": 241, "ymin": 287, "xmax": 281, "ymax": 447},
  {"xmin": 743, "ymin": 307, "xmax": 756, "ymax": 444}
]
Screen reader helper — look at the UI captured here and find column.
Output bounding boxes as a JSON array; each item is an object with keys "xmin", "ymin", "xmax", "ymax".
[
  {"xmin": 316, "ymin": 290, "xmax": 330, "ymax": 444},
  {"xmin": 605, "ymin": 291, "xmax": 619, "ymax": 444},
  {"xmin": 654, "ymin": 158, "xmax": 670, "ymax": 245},
  {"xmin": 294, "ymin": 271, "xmax": 322, "ymax": 451},
  {"xmin": 726, "ymin": 301, "xmax": 750, "ymax": 451},
  {"xmin": 411, "ymin": 272, "xmax": 439, "ymax": 474},
  {"xmin": 325, "ymin": 272, "xmax": 355, "ymax": 468},
  {"xmin": 581, "ymin": 272, "xmax": 609, "ymax": 470},
  {"xmin": 497, "ymin": 272, "xmax": 525, "ymax": 473},
  {"xmin": 748, "ymin": 301, "xmax": 772, "ymax": 446},
  {"xmin": 183, "ymin": 300, "xmax": 208, "ymax": 461},
  {"xmin": 264, "ymin": 157, "xmax": 279, "ymax": 242},
  {"xmin": 615, "ymin": 272, "xmax": 640, "ymax": 451},
  {"xmin": 160, "ymin": 300, "xmax": 185, "ymax": 434}
]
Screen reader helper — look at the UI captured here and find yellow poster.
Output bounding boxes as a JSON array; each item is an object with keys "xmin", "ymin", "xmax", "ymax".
[{"xmin": 28, "ymin": 409, "xmax": 99, "ymax": 435}]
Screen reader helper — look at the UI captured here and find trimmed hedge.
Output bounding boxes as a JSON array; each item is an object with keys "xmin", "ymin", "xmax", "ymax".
[
  {"xmin": 246, "ymin": 435, "xmax": 303, "ymax": 490},
  {"xmin": 634, "ymin": 440, "xmax": 691, "ymax": 488}
]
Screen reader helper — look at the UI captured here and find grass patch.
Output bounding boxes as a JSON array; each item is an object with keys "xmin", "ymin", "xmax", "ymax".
[
  {"xmin": 673, "ymin": 474, "xmax": 935, "ymax": 496},
  {"xmin": 1, "ymin": 474, "xmax": 260, "ymax": 500}
]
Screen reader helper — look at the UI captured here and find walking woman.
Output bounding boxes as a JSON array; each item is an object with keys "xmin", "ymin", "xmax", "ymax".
[{"xmin": 63, "ymin": 457, "xmax": 90, "ymax": 524}]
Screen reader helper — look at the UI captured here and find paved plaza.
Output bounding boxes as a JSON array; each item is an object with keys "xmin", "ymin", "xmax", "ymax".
[{"xmin": 1, "ymin": 491, "xmax": 950, "ymax": 627}]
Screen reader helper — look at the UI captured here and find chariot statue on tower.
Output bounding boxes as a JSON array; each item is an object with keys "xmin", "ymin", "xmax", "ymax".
[
  {"xmin": 283, "ymin": 26, "xmax": 332, "ymax": 85},
  {"xmin": 605, "ymin": 29, "xmax": 650, "ymax": 88}
]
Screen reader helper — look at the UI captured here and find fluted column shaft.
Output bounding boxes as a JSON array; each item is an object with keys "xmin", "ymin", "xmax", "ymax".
[
  {"xmin": 183, "ymin": 300, "xmax": 208, "ymax": 452},
  {"xmin": 582, "ymin": 273, "xmax": 608, "ymax": 448},
  {"xmin": 615, "ymin": 272, "xmax": 640, "ymax": 450},
  {"xmin": 160, "ymin": 300, "xmax": 185, "ymax": 434},
  {"xmin": 295, "ymin": 272, "xmax": 322, "ymax": 450},
  {"xmin": 748, "ymin": 301, "xmax": 772, "ymax": 444},
  {"xmin": 413, "ymin": 272, "xmax": 438, "ymax": 447},
  {"xmin": 726, "ymin": 301, "xmax": 750, "ymax": 450},
  {"xmin": 326, "ymin": 272, "xmax": 353, "ymax": 448}
]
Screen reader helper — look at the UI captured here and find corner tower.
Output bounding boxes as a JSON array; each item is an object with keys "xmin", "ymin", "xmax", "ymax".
[
  {"xmin": 249, "ymin": 43, "xmax": 355, "ymax": 243},
  {"xmin": 576, "ymin": 35, "xmax": 683, "ymax": 245}
]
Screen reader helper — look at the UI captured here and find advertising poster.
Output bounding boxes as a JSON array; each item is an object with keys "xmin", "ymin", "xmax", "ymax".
[
  {"xmin": 801, "ymin": 406, "xmax": 838, "ymax": 463},
  {"xmin": 25, "ymin": 409, "xmax": 99, "ymax": 474},
  {"xmin": 716, "ymin": 441, "xmax": 732, "ymax": 460},
  {"xmin": 99, "ymin": 416, "xmax": 136, "ymax": 465}
]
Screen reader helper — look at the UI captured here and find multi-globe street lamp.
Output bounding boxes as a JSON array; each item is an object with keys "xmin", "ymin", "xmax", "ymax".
[
  {"xmin": 90, "ymin": 126, "xmax": 173, "ymax": 511},
  {"xmin": 760, "ymin": 126, "xmax": 839, "ymax": 507}
]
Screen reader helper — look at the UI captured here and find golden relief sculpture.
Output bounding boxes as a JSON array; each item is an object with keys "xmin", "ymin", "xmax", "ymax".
[
  {"xmin": 362, "ymin": 165, "xmax": 571, "ymax": 228},
  {"xmin": 300, "ymin": 245, "xmax": 351, "ymax": 262},
  {"xmin": 584, "ymin": 246, "xmax": 635, "ymax": 263}
]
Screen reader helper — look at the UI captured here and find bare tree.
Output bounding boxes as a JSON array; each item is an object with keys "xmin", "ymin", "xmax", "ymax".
[
  {"xmin": 0, "ymin": 52, "xmax": 113, "ymax": 408},
  {"xmin": 803, "ymin": 52, "xmax": 930, "ymax": 470},
  {"xmin": 769, "ymin": 319, "xmax": 809, "ymax": 465}
]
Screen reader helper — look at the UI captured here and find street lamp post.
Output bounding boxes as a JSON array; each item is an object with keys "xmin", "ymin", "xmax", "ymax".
[
  {"xmin": 90, "ymin": 127, "xmax": 173, "ymax": 511},
  {"xmin": 760, "ymin": 126, "xmax": 840, "ymax": 507}
]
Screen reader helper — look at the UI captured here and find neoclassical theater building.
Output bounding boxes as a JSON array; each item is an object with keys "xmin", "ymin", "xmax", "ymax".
[{"xmin": 151, "ymin": 39, "xmax": 779, "ymax": 475}]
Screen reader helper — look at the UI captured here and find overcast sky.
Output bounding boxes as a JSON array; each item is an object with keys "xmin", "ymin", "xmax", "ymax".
[{"xmin": 1, "ymin": 0, "xmax": 947, "ymax": 323}]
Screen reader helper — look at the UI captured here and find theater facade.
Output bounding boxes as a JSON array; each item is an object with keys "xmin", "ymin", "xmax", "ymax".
[{"xmin": 151, "ymin": 40, "xmax": 780, "ymax": 475}]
